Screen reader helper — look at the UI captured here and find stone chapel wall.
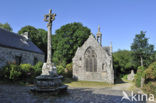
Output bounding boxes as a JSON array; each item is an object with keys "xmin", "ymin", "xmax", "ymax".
[{"xmin": 72, "ymin": 35, "xmax": 114, "ymax": 84}]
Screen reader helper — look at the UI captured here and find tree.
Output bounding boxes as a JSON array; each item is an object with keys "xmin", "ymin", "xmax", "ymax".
[
  {"xmin": 113, "ymin": 50, "xmax": 135, "ymax": 77},
  {"xmin": 131, "ymin": 31, "xmax": 154, "ymax": 68},
  {"xmin": 36, "ymin": 29, "xmax": 47, "ymax": 55},
  {"xmin": 0, "ymin": 22, "xmax": 12, "ymax": 32},
  {"xmin": 52, "ymin": 22, "xmax": 91, "ymax": 66}
]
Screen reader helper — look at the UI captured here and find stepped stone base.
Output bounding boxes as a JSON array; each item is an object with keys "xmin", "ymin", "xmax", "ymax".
[
  {"xmin": 31, "ymin": 63, "xmax": 68, "ymax": 93},
  {"xmin": 31, "ymin": 75, "xmax": 67, "ymax": 93}
]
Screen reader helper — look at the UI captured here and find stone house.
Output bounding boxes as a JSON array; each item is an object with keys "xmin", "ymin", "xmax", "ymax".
[
  {"xmin": 0, "ymin": 28, "xmax": 45, "ymax": 68},
  {"xmin": 72, "ymin": 26, "xmax": 114, "ymax": 84}
]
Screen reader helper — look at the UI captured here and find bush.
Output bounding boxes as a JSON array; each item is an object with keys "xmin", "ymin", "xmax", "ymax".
[
  {"xmin": 122, "ymin": 74, "xmax": 128, "ymax": 80},
  {"xmin": 33, "ymin": 62, "xmax": 43, "ymax": 76},
  {"xmin": 144, "ymin": 62, "xmax": 156, "ymax": 81},
  {"xmin": 20, "ymin": 64, "xmax": 33, "ymax": 78},
  {"xmin": 57, "ymin": 65, "xmax": 65, "ymax": 75},
  {"xmin": 9, "ymin": 64, "xmax": 21, "ymax": 80},
  {"xmin": 140, "ymin": 62, "xmax": 156, "ymax": 96},
  {"xmin": 135, "ymin": 66, "xmax": 145, "ymax": 87},
  {"xmin": 56, "ymin": 63, "xmax": 73, "ymax": 78},
  {"xmin": 143, "ymin": 82, "xmax": 156, "ymax": 96},
  {"xmin": 0, "ymin": 64, "xmax": 22, "ymax": 81},
  {"xmin": 0, "ymin": 64, "xmax": 11, "ymax": 79},
  {"xmin": 0, "ymin": 62, "xmax": 43, "ymax": 82},
  {"xmin": 65, "ymin": 63, "xmax": 72, "ymax": 77}
]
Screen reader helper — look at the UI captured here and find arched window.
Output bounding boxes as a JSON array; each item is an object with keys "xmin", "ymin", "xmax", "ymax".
[{"xmin": 85, "ymin": 47, "xmax": 97, "ymax": 72}]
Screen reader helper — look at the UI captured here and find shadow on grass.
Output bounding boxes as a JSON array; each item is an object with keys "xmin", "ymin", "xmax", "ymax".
[
  {"xmin": 63, "ymin": 77, "xmax": 76, "ymax": 83},
  {"xmin": 115, "ymin": 77, "xmax": 127, "ymax": 84}
]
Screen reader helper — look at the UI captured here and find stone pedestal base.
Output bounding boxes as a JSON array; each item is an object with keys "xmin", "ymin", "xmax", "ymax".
[
  {"xmin": 31, "ymin": 75, "xmax": 67, "ymax": 93},
  {"xmin": 31, "ymin": 62, "xmax": 68, "ymax": 93}
]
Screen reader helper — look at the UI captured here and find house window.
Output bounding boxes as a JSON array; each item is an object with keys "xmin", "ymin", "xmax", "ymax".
[
  {"xmin": 85, "ymin": 47, "xmax": 97, "ymax": 72},
  {"xmin": 33, "ymin": 57, "xmax": 38, "ymax": 65},
  {"xmin": 15, "ymin": 56, "xmax": 22, "ymax": 65}
]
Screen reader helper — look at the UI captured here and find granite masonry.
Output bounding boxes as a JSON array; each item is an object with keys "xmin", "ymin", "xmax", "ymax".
[
  {"xmin": 127, "ymin": 70, "xmax": 135, "ymax": 81},
  {"xmin": 72, "ymin": 26, "xmax": 114, "ymax": 84},
  {"xmin": 0, "ymin": 28, "xmax": 45, "ymax": 68}
]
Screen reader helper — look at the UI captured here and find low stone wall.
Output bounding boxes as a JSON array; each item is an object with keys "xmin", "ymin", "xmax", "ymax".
[{"xmin": 0, "ymin": 46, "xmax": 45, "ymax": 68}]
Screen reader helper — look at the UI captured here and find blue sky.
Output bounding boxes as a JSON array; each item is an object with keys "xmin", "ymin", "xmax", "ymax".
[{"xmin": 0, "ymin": 0, "xmax": 156, "ymax": 51}]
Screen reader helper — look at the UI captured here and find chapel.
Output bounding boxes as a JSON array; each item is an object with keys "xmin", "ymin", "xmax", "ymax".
[{"xmin": 72, "ymin": 26, "xmax": 114, "ymax": 84}]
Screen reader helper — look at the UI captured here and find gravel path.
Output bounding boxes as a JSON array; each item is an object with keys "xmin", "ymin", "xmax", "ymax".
[{"xmin": 0, "ymin": 83, "xmax": 154, "ymax": 103}]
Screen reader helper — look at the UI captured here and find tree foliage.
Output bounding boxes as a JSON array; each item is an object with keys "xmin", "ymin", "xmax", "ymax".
[
  {"xmin": 52, "ymin": 22, "xmax": 91, "ymax": 66},
  {"xmin": 144, "ymin": 62, "xmax": 156, "ymax": 81},
  {"xmin": 135, "ymin": 66, "xmax": 145, "ymax": 87},
  {"xmin": 0, "ymin": 22, "xmax": 13, "ymax": 32},
  {"xmin": 36, "ymin": 28, "xmax": 47, "ymax": 55},
  {"xmin": 113, "ymin": 50, "xmax": 135, "ymax": 77},
  {"xmin": 131, "ymin": 31, "xmax": 154, "ymax": 67}
]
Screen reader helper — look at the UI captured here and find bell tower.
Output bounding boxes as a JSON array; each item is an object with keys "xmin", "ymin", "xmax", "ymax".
[{"xmin": 96, "ymin": 25, "xmax": 102, "ymax": 46}]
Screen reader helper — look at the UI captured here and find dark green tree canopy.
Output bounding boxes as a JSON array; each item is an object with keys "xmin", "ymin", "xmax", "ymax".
[
  {"xmin": 113, "ymin": 50, "xmax": 135, "ymax": 76},
  {"xmin": 131, "ymin": 31, "xmax": 154, "ymax": 67},
  {"xmin": 0, "ymin": 22, "xmax": 13, "ymax": 32},
  {"xmin": 52, "ymin": 22, "xmax": 91, "ymax": 66},
  {"xmin": 35, "ymin": 28, "xmax": 47, "ymax": 55}
]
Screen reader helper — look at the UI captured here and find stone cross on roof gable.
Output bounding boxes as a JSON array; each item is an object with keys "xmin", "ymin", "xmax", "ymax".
[{"xmin": 98, "ymin": 25, "xmax": 100, "ymax": 32}]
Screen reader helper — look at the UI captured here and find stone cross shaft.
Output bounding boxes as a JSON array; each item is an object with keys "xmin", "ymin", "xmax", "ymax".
[{"xmin": 44, "ymin": 9, "xmax": 56, "ymax": 64}]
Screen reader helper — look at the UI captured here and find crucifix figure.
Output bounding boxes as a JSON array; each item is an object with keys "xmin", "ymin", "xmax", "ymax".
[
  {"xmin": 44, "ymin": 9, "xmax": 56, "ymax": 64},
  {"xmin": 41, "ymin": 9, "xmax": 56, "ymax": 75}
]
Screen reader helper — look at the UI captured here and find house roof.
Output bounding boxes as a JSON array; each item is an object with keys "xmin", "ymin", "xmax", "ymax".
[{"xmin": 0, "ymin": 28, "xmax": 44, "ymax": 54}]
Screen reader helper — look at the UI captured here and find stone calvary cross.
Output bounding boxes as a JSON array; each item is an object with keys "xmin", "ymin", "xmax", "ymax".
[
  {"xmin": 41, "ymin": 9, "xmax": 57, "ymax": 75},
  {"xmin": 44, "ymin": 9, "xmax": 56, "ymax": 64}
]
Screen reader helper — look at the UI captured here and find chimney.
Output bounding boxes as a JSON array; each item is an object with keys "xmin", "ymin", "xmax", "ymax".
[{"xmin": 22, "ymin": 32, "xmax": 29, "ymax": 40}]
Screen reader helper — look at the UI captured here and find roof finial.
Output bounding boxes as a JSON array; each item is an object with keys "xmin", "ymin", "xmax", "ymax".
[
  {"xmin": 98, "ymin": 25, "xmax": 100, "ymax": 32},
  {"xmin": 110, "ymin": 42, "xmax": 112, "ymax": 48}
]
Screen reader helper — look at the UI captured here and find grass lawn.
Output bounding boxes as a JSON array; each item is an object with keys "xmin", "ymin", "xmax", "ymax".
[{"xmin": 63, "ymin": 78, "xmax": 113, "ymax": 88}]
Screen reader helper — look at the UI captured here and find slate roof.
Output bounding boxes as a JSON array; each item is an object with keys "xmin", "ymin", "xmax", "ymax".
[{"xmin": 0, "ymin": 28, "xmax": 44, "ymax": 54}]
